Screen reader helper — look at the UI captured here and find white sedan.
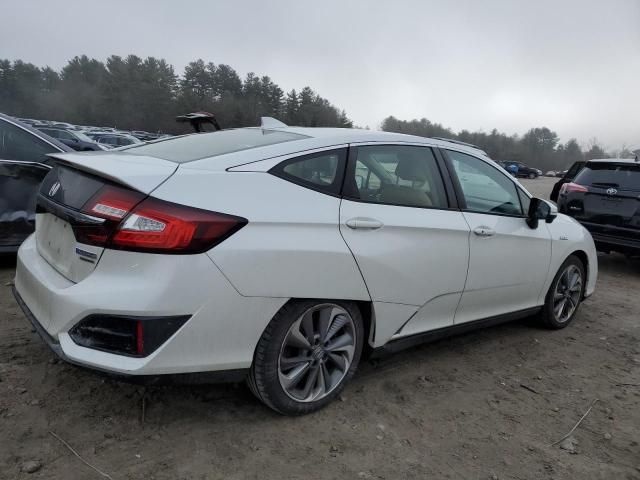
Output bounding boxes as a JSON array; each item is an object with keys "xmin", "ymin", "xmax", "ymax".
[{"xmin": 13, "ymin": 119, "xmax": 597, "ymax": 415}]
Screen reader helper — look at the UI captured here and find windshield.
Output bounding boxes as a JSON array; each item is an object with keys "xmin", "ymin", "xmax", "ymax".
[
  {"xmin": 575, "ymin": 162, "xmax": 640, "ymax": 191},
  {"xmin": 120, "ymin": 128, "xmax": 309, "ymax": 163}
]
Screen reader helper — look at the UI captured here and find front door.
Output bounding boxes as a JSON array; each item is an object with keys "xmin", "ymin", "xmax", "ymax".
[
  {"xmin": 339, "ymin": 144, "xmax": 470, "ymax": 345},
  {"xmin": 444, "ymin": 149, "xmax": 552, "ymax": 323}
]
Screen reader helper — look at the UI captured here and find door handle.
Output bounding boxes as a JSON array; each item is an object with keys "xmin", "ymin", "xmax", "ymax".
[
  {"xmin": 345, "ymin": 217, "xmax": 383, "ymax": 230},
  {"xmin": 473, "ymin": 226, "xmax": 495, "ymax": 237}
]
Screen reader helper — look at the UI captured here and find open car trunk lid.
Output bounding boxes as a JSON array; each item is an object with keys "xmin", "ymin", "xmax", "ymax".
[{"xmin": 35, "ymin": 153, "xmax": 178, "ymax": 283}]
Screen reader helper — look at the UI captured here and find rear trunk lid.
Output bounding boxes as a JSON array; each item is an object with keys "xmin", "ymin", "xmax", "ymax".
[{"xmin": 36, "ymin": 153, "xmax": 177, "ymax": 282}]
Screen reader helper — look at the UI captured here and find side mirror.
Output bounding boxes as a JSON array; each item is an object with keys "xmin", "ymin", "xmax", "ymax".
[{"xmin": 527, "ymin": 197, "xmax": 558, "ymax": 228}]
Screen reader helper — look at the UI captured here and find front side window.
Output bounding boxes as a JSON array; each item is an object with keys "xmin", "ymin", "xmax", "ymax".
[
  {"xmin": 345, "ymin": 145, "xmax": 448, "ymax": 209},
  {"xmin": 447, "ymin": 150, "xmax": 523, "ymax": 216},
  {"xmin": 518, "ymin": 188, "xmax": 531, "ymax": 214},
  {"xmin": 270, "ymin": 148, "xmax": 347, "ymax": 195},
  {"xmin": 0, "ymin": 119, "xmax": 57, "ymax": 162}
]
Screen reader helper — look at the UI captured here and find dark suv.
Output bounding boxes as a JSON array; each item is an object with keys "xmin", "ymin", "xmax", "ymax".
[{"xmin": 557, "ymin": 158, "xmax": 640, "ymax": 255}]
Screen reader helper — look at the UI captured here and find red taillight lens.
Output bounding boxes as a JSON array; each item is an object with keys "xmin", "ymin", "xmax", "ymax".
[
  {"xmin": 560, "ymin": 182, "xmax": 588, "ymax": 194},
  {"xmin": 74, "ymin": 185, "xmax": 146, "ymax": 246},
  {"xmin": 111, "ymin": 197, "xmax": 247, "ymax": 253},
  {"xmin": 74, "ymin": 183, "xmax": 246, "ymax": 253},
  {"xmin": 84, "ymin": 185, "xmax": 146, "ymax": 221}
]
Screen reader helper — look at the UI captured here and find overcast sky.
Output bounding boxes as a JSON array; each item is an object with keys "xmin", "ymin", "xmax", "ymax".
[{"xmin": 2, "ymin": 0, "xmax": 639, "ymax": 148}]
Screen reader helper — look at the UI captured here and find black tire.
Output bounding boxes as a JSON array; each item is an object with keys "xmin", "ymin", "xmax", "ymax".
[
  {"xmin": 540, "ymin": 255, "xmax": 586, "ymax": 329},
  {"xmin": 248, "ymin": 299, "xmax": 364, "ymax": 415},
  {"xmin": 528, "ymin": 172, "xmax": 536, "ymax": 179}
]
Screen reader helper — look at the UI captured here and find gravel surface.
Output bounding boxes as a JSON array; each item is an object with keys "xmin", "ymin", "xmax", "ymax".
[{"xmin": 0, "ymin": 177, "xmax": 638, "ymax": 479}]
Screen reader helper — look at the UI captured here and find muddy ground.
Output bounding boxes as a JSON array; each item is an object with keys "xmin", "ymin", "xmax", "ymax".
[{"xmin": 0, "ymin": 177, "xmax": 638, "ymax": 479}]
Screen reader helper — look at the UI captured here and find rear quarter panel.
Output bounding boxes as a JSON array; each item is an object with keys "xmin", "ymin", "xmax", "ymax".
[{"xmin": 150, "ymin": 168, "xmax": 371, "ymax": 300}]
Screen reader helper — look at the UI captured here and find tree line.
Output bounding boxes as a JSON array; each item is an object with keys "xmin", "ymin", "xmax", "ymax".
[
  {"xmin": 0, "ymin": 55, "xmax": 352, "ymax": 134},
  {"xmin": 0, "ymin": 55, "xmax": 628, "ymax": 171},
  {"xmin": 381, "ymin": 116, "xmax": 631, "ymax": 171}
]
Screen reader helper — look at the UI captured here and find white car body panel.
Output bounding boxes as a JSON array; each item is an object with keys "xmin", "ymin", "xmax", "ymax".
[
  {"xmin": 540, "ymin": 214, "xmax": 598, "ymax": 301},
  {"xmin": 14, "ymin": 126, "xmax": 598, "ymax": 379},
  {"xmin": 15, "ymin": 234, "xmax": 286, "ymax": 373},
  {"xmin": 339, "ymin": 199, "xmax": 470, "ymax": 343},
  {"xmin": 151, "ymin": 168, "xmax": 370, "ymax": 300},
  {"xmin": 453, "ymin": 212, "xmax": 552, "ymax": 323}
]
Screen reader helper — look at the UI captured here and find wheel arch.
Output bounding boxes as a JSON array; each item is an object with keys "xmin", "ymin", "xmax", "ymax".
[{"xmin": 569, "ymin": 249, "xmax": 589, "ymax": 298}]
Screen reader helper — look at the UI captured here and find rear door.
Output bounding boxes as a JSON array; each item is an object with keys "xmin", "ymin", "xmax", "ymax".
[
  {"xmin": 339, "ymin": 144, "xmax": 470, "ymax": 345},
  {"xmin": 0, "ymin": 118, "xmax": 63, "ymax": 250},
  {"xmin": 444, "ymin": 149, "xmax": 552, "ymax": 323}
]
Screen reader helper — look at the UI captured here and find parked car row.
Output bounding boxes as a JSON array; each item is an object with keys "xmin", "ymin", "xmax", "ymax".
[{"xmin": 16, "ymin": 117, "xmax": 168, "ymax": 149}]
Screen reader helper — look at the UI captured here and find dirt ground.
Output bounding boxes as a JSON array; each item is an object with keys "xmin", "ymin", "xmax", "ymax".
[{"xmin": 1, "ymin": 177, "xmax": 638, "ymax": 479}]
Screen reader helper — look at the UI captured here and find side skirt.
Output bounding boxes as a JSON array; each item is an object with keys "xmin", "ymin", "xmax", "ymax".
[{"xmin": 371, "ymin": 306, "xmax": 542, "ymax": 358}]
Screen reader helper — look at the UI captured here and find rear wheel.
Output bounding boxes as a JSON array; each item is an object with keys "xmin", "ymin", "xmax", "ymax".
[
  {"xmin": 540, "ymin": 255, "xmax": 585, "ymax": 329},
  {"xmin": 248, "ymin": 300, "xmax": 364, "ymax": 415}
]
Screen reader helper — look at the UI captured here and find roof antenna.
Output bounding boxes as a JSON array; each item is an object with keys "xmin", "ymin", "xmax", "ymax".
[{"xmin": 260, "ymin": 117, "xmax": 288, "ymax": 129}]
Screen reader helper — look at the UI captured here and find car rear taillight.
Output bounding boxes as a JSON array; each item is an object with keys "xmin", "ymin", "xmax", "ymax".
[
  {"xmin": 111, "ymin": 197, "xmax": 247, "ymax": 253},
  {"xmin": 75, "ymin": 184, "xmax": 247, "ymax": 253},
  {"xmin": 86, "ymin": 185, "xmax": 146, "ymax": 221},
  {"xmin": 560, "ymin": 182, "xmax": 588, "ymax": 195}
]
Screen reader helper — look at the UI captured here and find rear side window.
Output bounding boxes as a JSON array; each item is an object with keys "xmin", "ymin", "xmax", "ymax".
[
  {"xmin": 121, "ymin": 128, "xmax": 309, "ymax": 163},
  {"xmin": 344, "ymin": 145, "xmax": 448, "ymax": 209},
  {"xmin": 270, "ymin": 148, "xmax": 347, "ymax": 195},
  {"xmin": 574, "ymin": 163, "xmax": 640, "ymax": 191}
]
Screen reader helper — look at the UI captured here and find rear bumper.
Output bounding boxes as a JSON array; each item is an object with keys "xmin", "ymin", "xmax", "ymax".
[
  {"xmin": 14, "ymin": 234, "xmax": 287, "ymax": 377},
  {"xmin": 12, "ymin": 286, "xmax": 246, "ymax": 384},
  {"xmin": 580, "ymin": 223, "xmax": 640, "ymax": 253}
]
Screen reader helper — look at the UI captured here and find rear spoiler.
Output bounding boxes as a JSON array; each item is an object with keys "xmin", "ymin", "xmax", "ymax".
[{"xmin": 46, "ymin": 152, "xmax": 178, "ymax": 194}]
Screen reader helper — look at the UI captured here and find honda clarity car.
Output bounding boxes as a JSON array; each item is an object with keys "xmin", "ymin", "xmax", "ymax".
[
  {"xmin": 557, "ymin": 158, "xmax": 640, "ymax": 255},
  {"xmin": 13, "ymin": 119, "xmax": 597, "ymax": 414}
]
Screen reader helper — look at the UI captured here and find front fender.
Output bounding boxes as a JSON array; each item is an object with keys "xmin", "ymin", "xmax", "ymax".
[{"xmin": 539, "ymin": 214, "xmax": 598, "ymax": 304}]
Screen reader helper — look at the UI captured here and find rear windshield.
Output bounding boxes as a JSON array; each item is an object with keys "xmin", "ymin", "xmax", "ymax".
[
  {"xmin": 120, "ymin": 128, "xmax": 309, "ymax": 163},
  {"xmin": 575, "ymin": 162, "xmax": 640, "ymax": 191}
]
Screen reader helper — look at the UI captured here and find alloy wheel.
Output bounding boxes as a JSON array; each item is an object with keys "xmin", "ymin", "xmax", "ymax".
[
  {"xmin": 278, "ymin": 304, "xmax": 356, "ymax": 402},
  {"xmin": 553, "ymin": 265, "xmax": 583, "ymax": 323}
]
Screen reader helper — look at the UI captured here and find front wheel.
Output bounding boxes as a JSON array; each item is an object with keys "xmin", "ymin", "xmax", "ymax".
[
  {"xmin": 540, "ymin": 255, "xmax": 585, "ymax": 329},
  {"xmin": 528, "ymin": 172, "xmax": 536, "ymax": 179},
  {"xmin": 248, "ymin": 300, "xmax": 364, "ymax": 415}
]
